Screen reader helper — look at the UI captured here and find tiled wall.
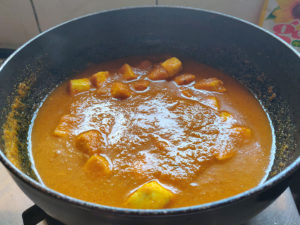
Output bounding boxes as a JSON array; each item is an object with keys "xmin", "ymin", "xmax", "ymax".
[
  {"xmin": 0, "ymin": 1, "xmax": 39, "ymax": 48},
  {"xmin": 159, "ymin": 0, "xmax": 264, "ymax": 23},
  {"xmin": 0, "ymin": 0, "xmax": 264, "ymax": 49},
  {"xmin": 33, "ymin": 0, "xmax": 156, "ymax": 31}
]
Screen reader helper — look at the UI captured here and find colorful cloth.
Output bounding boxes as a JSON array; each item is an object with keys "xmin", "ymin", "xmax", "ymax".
[{"xmin": 259, "ymin": 0, "xmax": 300, "ymax": 52}]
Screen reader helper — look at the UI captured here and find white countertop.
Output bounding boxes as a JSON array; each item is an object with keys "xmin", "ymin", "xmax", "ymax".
[{"xmin": 0, "ymin": 163, "xmax": 35, "ymax": 225}]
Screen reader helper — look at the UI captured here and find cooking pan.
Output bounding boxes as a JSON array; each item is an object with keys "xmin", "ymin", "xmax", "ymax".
[{"xmin": 0, "ymin": 6, "xmax": 299, "ymax": 225}]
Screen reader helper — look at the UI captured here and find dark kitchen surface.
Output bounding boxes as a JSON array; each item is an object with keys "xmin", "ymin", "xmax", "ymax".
[{"xmin": 1, "ymin": 49, "xmax": 299, "ymax": 225}]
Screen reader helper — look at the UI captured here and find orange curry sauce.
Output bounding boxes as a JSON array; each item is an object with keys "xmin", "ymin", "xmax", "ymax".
[{"xmin": 31, "ymin": 56, "xmax": 273, "ymax": 209}]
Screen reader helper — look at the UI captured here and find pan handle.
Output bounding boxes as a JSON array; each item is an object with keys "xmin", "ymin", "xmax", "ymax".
[
  {"xmin": 22, "ymin": 205, "xmax": 47, "ymax": 225},
  {"xmin": 22, "ymin": 205, "xmax": 64, "ymax": 225}
]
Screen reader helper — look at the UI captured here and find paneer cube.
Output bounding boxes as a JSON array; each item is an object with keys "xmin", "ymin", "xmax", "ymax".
[
  {"xmin": 53, "ymin": 114, "xmax": 77, "ymax": 137},
  {"xmin": 75, "ymin": 130, "xmax": 104, "ymax": 155},
  {"xmin": 69, "ymin": 78, "xmax": 91, "ymax": 95},
  {"xmin": 214, "ymin": 148, "xmax": 235, "ymax": 161},
  {"xmin": 119, "ymin": 64, "xmax": 137, "ymax": 81},
  {"xmin": 194, "ymin": 78, "xmax": 226, "ymax": 92},
  {"xmin": 111, "ymin": 82, "xmax": 131, "ymax": 99},
  {"xmin": 231, "ymin": 126, "xmax": 252, "ymax": 142},
  {"xmin": 202, "ymin": 96, "xmax": 219, "ymax": 110},
  {"xmin": 90, "ymin": 71, "xmax": 109, "ymax": 88},
  {"xmin": 147, "ymin": 65, "xmax": 169, "ymax": 80},
  {"xmin": 220, "ymin": 111, "xmax": 233, "ymax": 122},
  {"xmin": 174, "ymin": 73, "xmax": 196, "ymax": 85},
  {"xmin": 133, "ymin": 80, "xmax": 150, "ymax": 91},
  {"xmin": 126, "ymin": 181, "xmax": 173, "ymax": 209},
  {"xmin": 84, "ymin": 154, "xmax": 111, "ymax": 175},
  {"xmin": 161, "ymin": 57, "xmax": 182, "ymax": 77}
]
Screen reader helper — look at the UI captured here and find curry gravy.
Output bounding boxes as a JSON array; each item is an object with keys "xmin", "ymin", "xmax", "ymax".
[{"xmin": 31, "ymin": 56, "xmax": 273, "ymax": 208}]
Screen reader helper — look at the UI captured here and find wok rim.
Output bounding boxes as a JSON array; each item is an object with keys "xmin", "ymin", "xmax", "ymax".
[{"xmin": 0, "ymin": 5, "xmax": 300, "ymax": 216}]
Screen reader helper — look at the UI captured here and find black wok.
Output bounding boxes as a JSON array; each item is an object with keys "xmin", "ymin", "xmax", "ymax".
[{"xmin": 0, "ymin": 6, "xmax": 299, "ymax": 225}]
